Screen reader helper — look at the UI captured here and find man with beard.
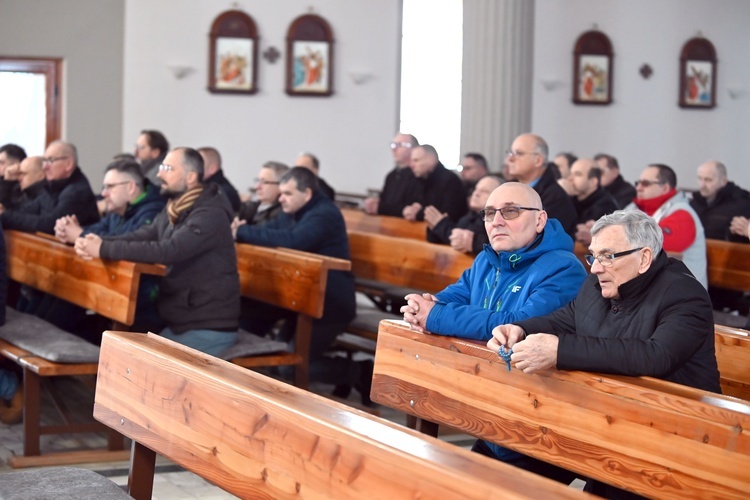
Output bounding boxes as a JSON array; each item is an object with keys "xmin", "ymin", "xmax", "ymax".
[{"xmin": 74, "ymin": 147, "xmax": 240, "ymax": 356}]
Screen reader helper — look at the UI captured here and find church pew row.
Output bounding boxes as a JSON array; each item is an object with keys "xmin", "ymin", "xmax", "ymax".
[
  {"xmin": 341, "ymin": 207, "xmax": 428, "ymax": 240},
  {"xmin": 84, "ymin": 330, "xmax": 586, "ymax": 500},
  {"xmin": 372, "ymin": 320, "xmax": 750, "ymax": 499},
  {"xmin": 1, "ymin": 231, "xmax": 347, "ymax": 466},
  {"xmin": 1, "ymin": 230, "xmax": 166, "ymax": 467}
]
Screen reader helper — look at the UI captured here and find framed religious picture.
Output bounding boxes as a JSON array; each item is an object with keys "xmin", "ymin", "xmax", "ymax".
[
  {"xmin": 573, "ymin": 30, "xmax": 614, "ymax": 105},
  {"xmin": 285, "ymin": 14, "xmax": 334, "ymax": 97},
  {"xmin": 679, "ymin": 37, "xmax": 717, "ymax": 109},
  {"xmin": 208, "ymin": 10, "xmax": 259, "ymax": 94}
]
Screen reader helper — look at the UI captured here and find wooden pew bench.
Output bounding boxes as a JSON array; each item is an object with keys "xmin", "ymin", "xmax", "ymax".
[
  {"xmin": 372, "ymin": 319, "xmax": 750, "ymax": 499},
  {"xmin": 2, "ymin": 230, "xmax": 165, "ymax": 468},
  {"xmin": 229, "ymin": 243, "xmax": 350, "ymax": 389},
  {"xmin": 28, "ymin": 330, "xmax": 584, "ymax": 500},
  {"xmin": 714, "ymin": 324, "xmax": 750, "ymax": 400},
  {"xmin": 341, "ymin": 207, "xmax": 428, "ymax": 240},
  {"xmin": 341, "ymin": 230, "xmax": 474, "ymax": 349}
]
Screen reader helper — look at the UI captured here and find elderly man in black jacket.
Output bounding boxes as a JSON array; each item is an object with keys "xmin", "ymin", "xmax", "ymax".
[
  {"xmin": 487, "ymin": 209, "xmax": 719, "ymax": 497},
  {"xmin": 0, "ymin": 140, "xmax": 99, "ymax": 234},
  {"xmin": 75, "ymin": 147, "xmax": 240, "ymax": 357}
]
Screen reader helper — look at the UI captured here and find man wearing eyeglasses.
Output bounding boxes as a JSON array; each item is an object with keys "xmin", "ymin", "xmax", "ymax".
[
  {"xmin": 505, "ymin": 134, "xmax": 577, "ymax": 239},
  {"xmin": 628, "ymin": 163, "xmax": 707, "ymax": 288},
  {"xmin": 363, "ymin": 133, "xmax": 422, "ymax": 216},
  {"xmin": 0, "ymin": 140, "xmax": 99, "ymax": 234},
  {"xmin": 401, "ymin": 182, "xmax": 586, "ymax": 341},
  {"xmin": 487, "ymin": 209, "xmax": 718, "ymax": 495},
  {"xmin": 75, "ymin": 147, "xmax": 240, "ymax": 357},
  {"xmin": 237, "ymin": 161, "xmax": 289, "ymax": 226}
]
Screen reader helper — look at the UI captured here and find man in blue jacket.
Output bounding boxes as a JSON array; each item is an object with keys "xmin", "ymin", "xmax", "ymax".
[{"xmin": 401, "ymin": 182, "xmax": 586, "ymax": 341}]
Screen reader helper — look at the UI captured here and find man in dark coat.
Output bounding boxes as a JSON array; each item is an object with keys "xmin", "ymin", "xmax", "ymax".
[
  {"xmin": 234, "ymin": 167, "xmax": 367, "ymax": 403},
  {"xmin": 403, "ymin": 144, "xmax": 468, "ymax": 238},
  {"xmin": 75, "ymin": 147, "xmax": 240, "ymax": 357},
  {"xmin": 488, "ymin": 209, "xmax": 719, "ymax": 498},
  {"xmin": 199, "ymin": 146, "xmax": 241, "ymax": 213},
  {"xmin": 426, "ymin": 175, "xmax": 503, "ymax": 253},
  {"xmin": 0, "ymin": 155, "xmax": 46, "ymax": 210},
  {"xmin": 0, "ymin": 140, "xmax": 99, "ymax": 234},
  {"xmin": 595, "ymin": 153, "xmax": 636, "ymax": 209},
  {"xmin": 690, "ymin": 160, "xmax": 750, "ymax": 242},
  {"xmin": 363, "ymin": 133, "xmax": 422, "ymax": 217},
  {"xmin": 506, "ymin": 134, "xmax": 577, "ymax": 238},
  {"xmin": 569, "ymin": 158, "xmax": 618, "ymax": 245}
]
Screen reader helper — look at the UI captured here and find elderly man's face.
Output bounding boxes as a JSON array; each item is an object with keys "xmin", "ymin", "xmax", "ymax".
[
  {"xmin": 42, "ymin": 143, "xmax": 75, "ymax": 181},
  {"xmin": 484, "ymin": 182, "xmax": 546, "ymax": 253},
  {"xmin": 697, "ymin": 162, "xmax": 727, "ymax": 201},
  {"xmin": 391, "ymin": 134, "xmax": 414, "ymax": 167},
  {"xmin": 469, "ymin": 176, "xmax": 501, "ymax": 212},
  {"xmin": 254, "ymin": 167, "xmax": 281, "ymax": 204},
  {"xmin": 506, "ymin": 135, "xmax": 543, "ymax": 183},
  {"xmin": 588, "ymin": 225, "xmax": 646, "ymax": 300}
]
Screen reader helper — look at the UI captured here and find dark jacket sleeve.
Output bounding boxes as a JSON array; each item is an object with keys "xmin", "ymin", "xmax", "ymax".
[
  {"xmin": 101, "ymin": 208, "xmax": 227, "ymax": 265},
  {"xmin": 1, "ymin": 182, "xmax": 98, "ymax": 234},
  {"xmin": 427, "ymin": 217, "xmax": 456, "ymax": 244},
  {"xmin": 236, "ymin": 206, "xmax": 341, "ymax": 252}
]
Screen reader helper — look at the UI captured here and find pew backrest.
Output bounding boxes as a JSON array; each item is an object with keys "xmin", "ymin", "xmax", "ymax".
[
  {"xmin": 348, "ymin": 230, "xmax": 474, "ymax": 293},
  {"xmin": 706, "ymin": 238, "xmax": 750, "ymax": 292},
  {"xmin": 715, "ymin": 324, "xmax": 750, "ymax": 400},
  {"xmin": 93, "ymin": 330, "xmax": 588, "ymax": 500},
  {"xmin": 372, "ymin": 319, "xmax": 750, "ymax": 500},
  {"xmin": 341, "ymin": 208, "xmax": 428, "ymax": 240},
  {"xmin": 5, "ymin": 230, "xmax": 165, "ymax": 326}
]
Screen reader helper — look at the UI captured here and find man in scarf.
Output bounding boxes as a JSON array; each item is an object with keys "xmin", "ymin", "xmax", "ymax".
[{"xmin": 75, "ymin": 147, "xmax": 240, "ymax": 356}]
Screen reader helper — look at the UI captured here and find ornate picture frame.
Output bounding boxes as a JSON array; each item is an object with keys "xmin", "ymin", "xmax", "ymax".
[
  {"xmin": 679, "ymin": 37, "xmax": 717, "ymax": 109},
  {"xmin": 285, "ymin": 14, "xmax": 334, "ymax": 97},
  {"xmin": 573, "ymin": 30, "xmax": 614, "ymax": 105},
  {"xmin": 208, "ymin": 10, "xmax": 259, "ymax": 94}
]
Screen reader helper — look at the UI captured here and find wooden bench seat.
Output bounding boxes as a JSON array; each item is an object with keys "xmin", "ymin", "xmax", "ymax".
[
  {"xmin": 372, "ymin": 319, "xmax": 750, "ymax": 499},
  {"xmin": 2, "ymin": 230, "xmax": 166, "ymax": 468},
  {"xmin": 83, "ymin": 330, "xmax": 588, "ymax": 499}
]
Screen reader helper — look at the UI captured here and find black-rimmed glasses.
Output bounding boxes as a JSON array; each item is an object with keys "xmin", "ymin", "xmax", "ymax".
[{"xmin": 584, "ymin": 247, "xmax": 643, "ymax": 267}]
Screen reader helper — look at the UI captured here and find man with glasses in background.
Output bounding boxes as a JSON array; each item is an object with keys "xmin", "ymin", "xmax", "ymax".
[
  {"xmin": 457, "ymin": 152, "xmax": 489, "ymax": 194},
  {"xmin": 488, "ymin": 209, "xmax": 718, "ymax": 496},
  {"xmin": 505, "ymin": 133, "xmax": 577, "ymax": 238},
  {"xmin": 401, "ymin": 182, "xmax": 586, "ymax": 341},
  {"xmin": 363, "ymin": 132, "xmax": 422, "ymax": 216},
  {"xmin": 626, "ymin": 163, "xmax": 707, "ymax": 288},
  {"xmin": 0, "ymin": 140, "xmax": 99, "ymax": 234},
  {"xmin": 237, "ymin": 161, "xmax": 289, "ymax": 226}
]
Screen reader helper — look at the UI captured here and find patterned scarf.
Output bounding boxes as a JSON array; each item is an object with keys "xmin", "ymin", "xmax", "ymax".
[{"xmin": 167, "ymin": 186, "xmax": 204, "ymax": 224}]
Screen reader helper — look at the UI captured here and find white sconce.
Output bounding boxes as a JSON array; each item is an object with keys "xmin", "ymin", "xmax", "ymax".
[
  {"xmin": 539, "ymin": 78, "xmax": 565, "ymax": 91},
  {"xmin": 348, "ymin": 70, "xmax": 373, "ymax": 85}
]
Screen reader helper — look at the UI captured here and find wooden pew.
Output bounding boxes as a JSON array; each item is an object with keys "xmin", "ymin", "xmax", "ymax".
[
  {"xmin": 2, "ymin": 230, "xmax": 165, "ymax": 468},
  {"xmin": 90, "ymin": 330, "xmax": 588, "ymax": 500},
  {"xmin": 341, "ymin": 207, "xmax": 428, "ymax": 240},
  {"xmin": 715, "ymin": 324, "xmax": 750, "ymax": 400},
  {"xmin": 372, "ymin": 320, "xmax": 750, "ymax": 499},
  {"xmin": 232, "ymin": 242, "xmax": 350, "ymax": 389},
  {"xmin": 706, "ymin": 238, "xmax": 750, "ymax": 292},
  {"xmin": 344, "ymin": 230, "xmax": 474, "ymax": 342}
]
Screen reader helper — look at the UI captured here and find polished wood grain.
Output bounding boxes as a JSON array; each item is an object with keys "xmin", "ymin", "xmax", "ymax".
[
  {"xmin": 705, "ymin": 238, "xmax": 750, "ymax": 292},
  {"xmin": 715, "ymin": 325, "xmax": 750, "ymax": 400},
  {"xmin": 372, "ymin": 320, "xmax": 750, "ymax": 500},
  {"xmin": 348, "ymin": 230, "xmax": 473, "ymax": 292},
  {"xmin": 6, "ymin": 230, "xmax": 165, "ymax": 326},
  {"xmin": 341, "ymin": 207, "xmax": 428, "ymax": 240},
  {"xmin": 94, "ymin": 330, "xmax": 589, "ymax": 500}
]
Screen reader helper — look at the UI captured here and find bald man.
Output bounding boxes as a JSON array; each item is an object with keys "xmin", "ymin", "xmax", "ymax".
[
  {"xmin": 690, "ymin": 160, "xmax": 750, "ymax": 242},
  {"xmin": 0, "ymin": 156, "xmax": 46, "ymax": 210},
  {"xmin": 198, "ymin": 147, "xmax": 241, "ymax": 213},
  {"xmin": 401, "ymin": 182, "xmax": 586, "ymax": 341}
]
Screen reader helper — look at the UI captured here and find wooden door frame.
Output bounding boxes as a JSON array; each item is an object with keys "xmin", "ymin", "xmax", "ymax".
[{"xmin": 0, "ymin": 57, "xmax": 62, "ymax": 147}]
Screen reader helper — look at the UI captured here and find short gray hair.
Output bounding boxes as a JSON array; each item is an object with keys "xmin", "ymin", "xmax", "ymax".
[
  {"xmin": 262, "ymin": 161, "xmax": 289, "ymax": 179},
  {"xmin": 591, "ymin": 210, "xmax": 663, "ymax": 255}
]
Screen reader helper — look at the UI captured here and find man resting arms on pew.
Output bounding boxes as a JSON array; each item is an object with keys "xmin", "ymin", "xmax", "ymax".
[
  {"xmin": 233, "ymin": 167, "xmax": 368, "ymax": 403},
  {"xmin": 488, "ymin": 209, "xmax": 720, "ymax": 498},
  {"xmin": 401, "ymin": 182, "xmax": 586, "ymax": 341},
  {"xmin": 74, "ymin": 147, "xmax": 240, "ymax": 356}
]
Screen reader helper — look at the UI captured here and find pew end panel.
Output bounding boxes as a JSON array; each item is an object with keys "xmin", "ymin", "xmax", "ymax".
[
  {"xmin": 715, "ymin": 325, "xmax": 750, "ymax": 401},
  {"xmin": 371, "ymin": 320, "xmax": 750, "ymax": 500},
  {"xmin": 94, "ymin": 330, "xmax": 588, "ymax": 500}
]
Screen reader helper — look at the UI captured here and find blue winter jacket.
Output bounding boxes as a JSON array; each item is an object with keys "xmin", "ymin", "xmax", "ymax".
[
  {"xmin": 425, "ymin": 218, "xmax": 586, "ymax": 340},
  {"xmin": 82, "ymin": 183, "xmax": 165, "ymax": 238}
]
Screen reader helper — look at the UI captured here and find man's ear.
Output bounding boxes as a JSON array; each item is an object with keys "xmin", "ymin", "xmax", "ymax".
[
  {"xmin": 638, "ymin": 247, "xmax": 653, "ymax": 274},
  {"xmin": 536, "ymin": 210, "xmax": 548, "ymax": 233},
  {"xmin": 304, "ymin": 188, "xmax": 313, "ymax": 202},
  {"xmin": 186, "ymin": 170, "xmax": 199, "ymax": 188}
]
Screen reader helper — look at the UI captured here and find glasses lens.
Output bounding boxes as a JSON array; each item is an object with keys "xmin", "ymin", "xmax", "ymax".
[
  {"xmin": 480, "ymin": 209, "xmax": 494, "ymax": 221},
  {"xmin": 500, "ymin": 207, "xmax": 521, "ymax": 220},
  {"xmin": 389, "ymin": 142, "xmax": 398, "ymax": 149}
]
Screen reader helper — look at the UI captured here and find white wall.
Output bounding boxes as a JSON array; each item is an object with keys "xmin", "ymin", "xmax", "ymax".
[
  {"xmin": 123, "ymin": 0, "xmax": 402, "ymax": 196},
  {"xmin": 532, "ymin": 0, "xmax": 750, "ymax": 191},
  {"xmin": 0, "ymin": 0, "xmax": 124, "ymax": 178}
]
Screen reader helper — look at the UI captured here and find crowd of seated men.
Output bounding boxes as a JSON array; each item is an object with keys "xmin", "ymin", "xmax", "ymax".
[{"xmin": 0, "ymin": 128, "xmax": 747, "ymax": 495}]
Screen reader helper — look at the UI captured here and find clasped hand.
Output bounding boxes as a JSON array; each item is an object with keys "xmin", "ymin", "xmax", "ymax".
[{"xmin": 487, "ymin": 324, "xmax": 559, "ymax": 374}]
